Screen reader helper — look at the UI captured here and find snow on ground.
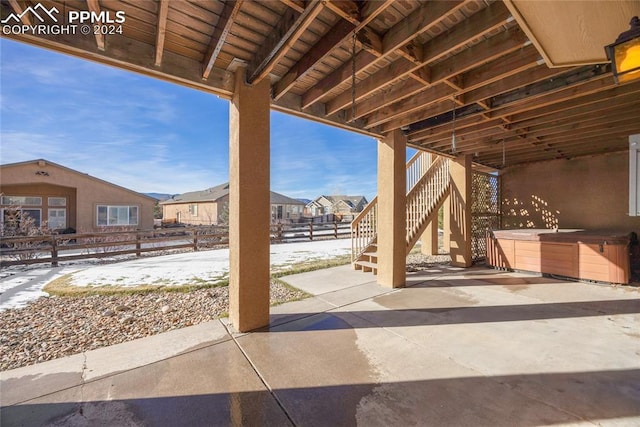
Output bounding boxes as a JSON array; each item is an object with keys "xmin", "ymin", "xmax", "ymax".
[{"xmin": 0, "ymin": 239, "xmax": 352, "ymax": 310}]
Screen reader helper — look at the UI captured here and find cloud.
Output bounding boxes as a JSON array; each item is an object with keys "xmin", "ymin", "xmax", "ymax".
[{"xmin": 1, "ymin": 39, "xmax": 382, "ymax": 200}]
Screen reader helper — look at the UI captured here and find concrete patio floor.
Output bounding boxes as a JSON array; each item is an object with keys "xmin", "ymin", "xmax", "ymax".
[{"xmin": 2, "ymin": 264, "xmax": 639, "ymax": 426}]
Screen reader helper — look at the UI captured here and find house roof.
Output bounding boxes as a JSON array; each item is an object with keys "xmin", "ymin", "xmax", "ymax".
[
  {"xmin": 3, "ymin": 1, "xmax": 640, "ymax": 168},
  {"xmin": 0, "ymin": 159, "xmax": 156, "ymax": 202},
  {"xmin": 323, "ymin": 195, "xmax": 368, "ymax": 206},
  {"xmin": 161, "ymin": 183, "xmax": 304, "ymax": 206}
]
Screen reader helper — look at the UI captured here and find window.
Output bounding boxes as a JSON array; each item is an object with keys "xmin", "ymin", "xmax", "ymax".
[
  {"xmin": 48, "ymin": 209, "xmax": 66, "ymax": 229},
  {"xmin": 21, "ymin": 209, "xmax": 42, "ymax": 226},
  {"xmin": 48, "ymin": 197, "xmax": 66, "ymax": 206},
  {"xmin": 188, "ymin": 204, "xmax": 198, "ymax": 216},
  {"xmin": 1, "ymin": 208, "xmax": 42, "ymax": 227},
  {"xmin": 1, "ymin": 196, "xmax": 42, "ymax": 206},
  {"xmin": 97, "ymin": 205, "xmax": 139, "ymax": 226}
]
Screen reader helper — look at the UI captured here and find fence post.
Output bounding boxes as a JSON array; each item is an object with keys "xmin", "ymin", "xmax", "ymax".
[
  {"xmin": 136, "ymin": 232, "xmax": 141, "ymax": 257},
  {"xmin": 51, "ymin": 236, "xmax": 58, "ymax": 267},
  {"xmin": 334, "ymin": 221, "xmax": 338, "ymax": 239},
  {"xmin": 278, "ymin": 223, "xmax": 283, "ymax": 241},
  {"xmin": 309, "ymin": 223, "xmax": 313, "ymax": 241},
  {"xmin": 193, "ymin": 229, "xmax": 199, "ymax": 251}
]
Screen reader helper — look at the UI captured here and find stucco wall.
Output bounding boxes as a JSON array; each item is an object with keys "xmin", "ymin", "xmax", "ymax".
[
  {"xmin": 162, "ymin": 201, "xmax": 220, "ymax": 225},
  {"xmin": 0, "ymin": 161, "xmax": 155, "ymax": 231},
  {"xmin": 501, "ymin": 152, "xmax": 640, "ymax": 234}
]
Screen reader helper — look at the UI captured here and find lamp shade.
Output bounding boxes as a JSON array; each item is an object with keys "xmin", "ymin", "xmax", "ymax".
[{"xmin": 605, "ymin": 16, "xmax": 640, "ymax": 84}]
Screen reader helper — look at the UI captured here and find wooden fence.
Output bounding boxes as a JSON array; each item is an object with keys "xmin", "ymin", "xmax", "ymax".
[{"xmin": 0, "ymin": 222, "xmax": 351, "ymax": 267}]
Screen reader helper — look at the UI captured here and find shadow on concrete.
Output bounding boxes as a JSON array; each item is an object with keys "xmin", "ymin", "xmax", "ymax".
[
  {"xmin": 267, "ymin": 298, "xmax": 640, "ymax": 331},
  {"xmin": 3, "ymin": 369, "xmax": 639, "ymax": 426}
]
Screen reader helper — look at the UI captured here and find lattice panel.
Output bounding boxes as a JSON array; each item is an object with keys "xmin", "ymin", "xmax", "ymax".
[{"xmin": 472, "ymin": 172, "xmax": 500, "ymax": 261}]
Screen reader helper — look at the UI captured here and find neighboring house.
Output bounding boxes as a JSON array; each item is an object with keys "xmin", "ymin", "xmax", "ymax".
[
  {"xmin": 0, "ymin": 159, "xmax": 156, "ymax": 232},
  {"xmin": 306, "ymin": 195, "xmax": 368, "ymax": 217},
  {"xmin": 161, "ymin": 183, "xmax": 305, "ymax": 225}
]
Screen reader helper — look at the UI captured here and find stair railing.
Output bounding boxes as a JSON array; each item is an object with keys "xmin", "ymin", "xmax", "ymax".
[
  {"xmin": 351, "ymin": 196, "xmax": 377, "ymax": 263},
  {"xmin": 405, "ymin": 156, "xmax": 450, "ymax": 250},
  {"xmin": 352, "ymin": 151, "xmax": 433, "ymax": 262}
]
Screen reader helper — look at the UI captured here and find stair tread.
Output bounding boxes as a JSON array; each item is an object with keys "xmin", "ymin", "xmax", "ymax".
[
  {"xmin": 362, "ymin": 251, "xmax": 378, "ymax": 257},
  {"xmin": 354, "ymin": 260, "xmax": 377, "ymax": 268}
]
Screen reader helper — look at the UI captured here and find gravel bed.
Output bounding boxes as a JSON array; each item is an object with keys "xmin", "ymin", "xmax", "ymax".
[
  {"xmin": 406, "ymin": 252, "xmax": 452, "ymax": 271},
  {"xmin": 0, "ymin": 281, "xmax": 305, "ymax": 371}
]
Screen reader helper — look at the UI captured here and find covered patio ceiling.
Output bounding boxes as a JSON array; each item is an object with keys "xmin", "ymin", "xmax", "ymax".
[{"xmin": 2, "ymin": 0, "xmax": 640, "ymax": 170}]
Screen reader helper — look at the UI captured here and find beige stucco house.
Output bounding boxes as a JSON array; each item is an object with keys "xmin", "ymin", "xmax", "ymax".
[
  {"xmin": 161, "ymin": 182, "xmax": 305, "ymax": 225},
  {"xmin": 306, "ymin": 195, "xmax": 368, "ymax": 217},
  {"xmin": 0, "ymin": 159, "xmax": 156, "ymax": 232}
]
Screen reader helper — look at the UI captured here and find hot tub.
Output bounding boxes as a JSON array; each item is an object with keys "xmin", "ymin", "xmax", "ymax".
[{"xmin": 486, "ymin": 229, "xmax": 631, "ymax": 284}]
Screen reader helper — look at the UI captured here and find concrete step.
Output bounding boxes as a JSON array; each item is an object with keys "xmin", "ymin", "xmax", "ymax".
[{"xmin": 354, "ymin": 260, "xmax": 378, "ymax": 274}]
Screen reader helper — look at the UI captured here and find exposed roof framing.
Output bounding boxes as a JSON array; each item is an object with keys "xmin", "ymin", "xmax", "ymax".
[
  {"xmin": 1, "ymin": 0, "xmax": 639, "ymax": 169},
  {"xmin": 86, "ymin": 0, "xmax": 105, "ymax": 51}
]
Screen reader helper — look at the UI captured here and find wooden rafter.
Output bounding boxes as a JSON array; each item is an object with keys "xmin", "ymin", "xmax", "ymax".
[
  {"xmin": 302, "ymin": 0, "xmax": 469, "ymax": 110},
  {"xmin": 203, "ymin": 0, "xmax": 244, "ymax": 80},
  {"xmin": 273, "ymin": 0, "xmax": 392, "ymax": 100},
  {"xmin": 370, "ymin": 28, "xmax": 530, "ymax": 132},
  {"xmin": 154, "ymin": 0, "xmax": 169, "ymax": 67},
  {"xmin": 325, "ymin": 1, "xmax": 513, "ymax": 116},
  {"xmin": 247, "ymin": 0, "xmax": 324, "ymax": 84},
  {"xmin": 86, "ymin": 0, "xmax": 105, "ymax": 51},
  {"xmin": 280, "ymin": 0, "xmax": 304, "ymax": 14},
  {"xmin": 8, "ymin": 0, "xmax": 31, "ymax": 25}
]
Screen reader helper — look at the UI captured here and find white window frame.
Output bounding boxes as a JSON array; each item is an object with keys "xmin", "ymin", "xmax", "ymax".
[
  {"xmin": 48, "ymin": 197, "xmax": 67, "ymax": 207},
  {"xmin": 188, "ymin": 204, "xmax": 198, "ymax": 216},
  {"xmin": 48, "ymin": 208, "xmax": 67, "ymax": 229},
  {"xmin": 630, "ymin": 134, "xmax": 640, "ymax": 216},
  {"xmin": 96, "ymin": 205, "xmax": 139, "ymax": 226},
  {"xmin": 1, "ymin": 196, "xmax": 42, "ymax": 206}
]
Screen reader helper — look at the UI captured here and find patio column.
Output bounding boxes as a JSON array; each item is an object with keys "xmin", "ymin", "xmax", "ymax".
[
  {"xmin": 449, "ymin": 155, "xmax": 473, "ymax": 267},
  {"xmin": 377, "ymin": 129, "xmax": 406, "ymax": 288},
  {"xmin": 229, "ymin": 67, "xmax": 271, "ymax": 332}
]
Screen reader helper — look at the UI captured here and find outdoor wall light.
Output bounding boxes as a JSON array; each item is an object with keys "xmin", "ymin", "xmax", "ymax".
[{"xmin": 605, "ymin": 16, "xmax": 640, "ymax": 84}]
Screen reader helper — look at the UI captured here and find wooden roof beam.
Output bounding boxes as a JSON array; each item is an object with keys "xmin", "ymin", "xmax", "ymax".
[
  {"xmin": 154, "ymin": 0, "xmax": 169, "ymax": 67},
  {"xmin": 273, "ymin": 19, "xmax": 355, "ymax": 100},
  {"xmin": 405, "ymin": 68, "xmax": 612, "ymax": 139},
  {"xmin": 373, "ymin": 28, "xmax": 529, "ymax": 132},
  {"xmin": 281, "ymin": 0, "xmax": 304, "ymax": 14},
  {"xmin": 273, "ymin": 0, "xmax": 393, "ymax": 100},
  {"xmin": 326, "ymin": 2, "xmax": 513, "ymax": 116},
  {"xmin": 7, "ymin": 0, "xmax": 32, "ymax": 25},
  {"xmin": 350, "ymin": 45, "xmax": 540, "ymax": 123},
  {"xmin": 302, "ymin": 0, "xmax": 466, "ymax": 109},
  {"xmin": 247, "ymin": 0, "xmax": 323, "ymax": 84},
  {"xmin": 86, "ymin": 0, "xmax": 105, "ymax": 51},
  {"xmin": 410, "ymin": 80, "xmax": 640, "ymax": 143},
  {"xmin": 428, "ymin": 108, "xmax": 640, "ymax": 154},
  {"xmin": 382, "ymin": 0, "xmax": 467, "ymax": 55},
  {"xmin": 202, "ymin": 0, "xmax": 244, "ymax": 80}
]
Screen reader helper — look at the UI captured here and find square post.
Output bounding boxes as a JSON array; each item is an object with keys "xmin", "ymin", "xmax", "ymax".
[
  {"xmin": 449, "ymin": 155, "xmax": 473, "ymax": 267},
  {"xmin": 229, "ymin": 67, "xmax": 271, "ymax": 332},
  {"xmin": 377, "ymin": 129, "xmax": 406, "ymax": 287}
]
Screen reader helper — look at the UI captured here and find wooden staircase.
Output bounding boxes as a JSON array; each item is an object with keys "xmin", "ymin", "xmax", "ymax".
[{"xmin": 351, "ymin": 152, "xmax": 450, "ymax": 275}]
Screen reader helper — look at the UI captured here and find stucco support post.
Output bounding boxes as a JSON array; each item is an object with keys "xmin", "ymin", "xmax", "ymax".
[
  {"xmin": 229, "ymin": 67, "xmax": 271, "ymax": 332},
  {"xmin": 449, "ymin": 155, "xmax": 473, "ymax": 267},
  {"xmin": 377, "ymin": 129, "xmax": 406, "ymax": 288}
]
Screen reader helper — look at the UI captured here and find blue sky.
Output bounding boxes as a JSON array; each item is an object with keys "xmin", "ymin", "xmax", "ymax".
[{"xmin": 0, "ymin": 38, "xmax": 407, "ymax": 202}]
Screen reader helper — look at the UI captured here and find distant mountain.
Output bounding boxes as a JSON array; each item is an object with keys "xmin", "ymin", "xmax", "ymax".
[
  {"xmin": 296, "ymin": 198, "xmax": 312, "ymax": 205},
  {"xmin": 145, "ymin": 192, "xmax": 173, "ymax": 201}
]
